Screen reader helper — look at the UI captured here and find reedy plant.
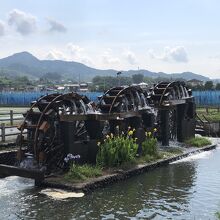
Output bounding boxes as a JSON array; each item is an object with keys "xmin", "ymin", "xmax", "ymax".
[
  {"xmin": 141, "ymin": 128, "xmax": 158, "ymax": 157},
  {"xmin": 96, "ymin": 128, "xmax": 138, "ymax": 167}
]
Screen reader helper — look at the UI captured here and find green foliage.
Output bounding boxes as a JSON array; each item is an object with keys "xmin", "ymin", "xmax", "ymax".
[
  {"xmin": 143, "ymin": 154, "xmax": 159, "ymax": 163},
  {"xmin": 40, "ymin": 72, "xmax": 62, "ymax": 83},
  {"xmin": 132, "ymin": 74, "xmax": 144, "ymax": 84},
  {"xmin": 141, "ymin": 130, "xmax": 158, "ymax": 157},
  {"xmin": 164, "ymin": 147, "xmax": 183, "ymax": 154},
  {"xmin": 0, "ymin": 75, "xmax": 33, "ymax": 90},
  {"xmin": 142, "ymin": 136, "xmax": 158, "ymax": 157},
  {"xmin": 197, "ymin": 107, "xmax": 220, "ymax": 122},
  {"xmin": 185, "ymin": 137, "xmax": 211, "ymax": 147},
  {"xmin": 92, "ymin": 75, "xmax": 132, "ymax": 91},
  {"xmin": 216, "ymin": 212, "xmax": 220, "ymax": 219},
  {"xmin": 158, "ymin": 148, "xmax": 183, "ymax": 159},
  {"xmin": 204, "ymin": 80, "xmax": 214, "ymax": 90},
  {"xmin": 216, "ymin": 83, "xmax": 220, "ymax": 90},
  {"xmin": 96, "ymin": 131, "xmax": 138, "ymax": 167},
  {"xmin": 65, "ymin": 164, "xmax": 102, "ymax": 181}
]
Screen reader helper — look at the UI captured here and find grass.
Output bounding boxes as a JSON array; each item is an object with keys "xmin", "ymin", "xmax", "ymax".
[
  {"xmin": 158, "ymin": 147, "xmax": 184, "ymax": 159},
  {"xmin": 216, "ymin": 212, "xmax": 220, "ymax": 219},
  {"xmin": 64, "ymin": 164, "xmax": 102, "ymax": 182},
  {"xmin": 198, "ymin": 113, "xmax": 220, "ymax": 122},
  {"xmin": 196, "ymin": 107, "xmax": 220, "ymax": 122},
  {"xmin": 135, "ymin": 147, "xmax": 183, "ymax": 164},
  {"xmin": 185, "ymin": 137, "xmax": 211, "ymax": 147}
]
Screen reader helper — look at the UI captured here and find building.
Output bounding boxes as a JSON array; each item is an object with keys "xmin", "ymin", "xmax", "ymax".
[{"xmin": 187, "ymin": 79, "xmax": 204, "ymax": 87}]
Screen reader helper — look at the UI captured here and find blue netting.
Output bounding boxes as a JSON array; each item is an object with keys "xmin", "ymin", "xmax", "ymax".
[
  {"xmin": 192, "ymin": 91, "xmax": 220, "ymax": 106},
  {"xmin": 1, "ymin": 91, "xmax": 219, "ymax": 106},
  {"xmin": 0, "ymin": 91, "xmax": 103, "ymax": 106}
]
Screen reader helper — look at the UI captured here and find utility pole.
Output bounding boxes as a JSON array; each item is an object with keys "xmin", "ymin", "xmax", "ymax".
[
  {"xmin": 78, "ymin": 73, "xmax": 81, "ymax": 85},
  {"xmin": 117, "ymin": 71, "xmax": 122, "ymax": 86}
]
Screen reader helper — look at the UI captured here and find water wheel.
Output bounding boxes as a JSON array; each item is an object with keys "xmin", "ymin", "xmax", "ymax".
[{"xmin": 17, "ymin": 93, "xmax": 91, "ymax": 171}]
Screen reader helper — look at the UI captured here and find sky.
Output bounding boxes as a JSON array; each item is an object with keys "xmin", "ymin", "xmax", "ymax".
[{"xmin": 0, "ymin": 0, "xmax": 220, "ymax": 78}]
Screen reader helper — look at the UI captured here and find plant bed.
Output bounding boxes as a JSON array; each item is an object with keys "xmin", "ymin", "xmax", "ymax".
[{"xmin": 41, "ymin": 143, "xmax": 216, "ymax": 192}]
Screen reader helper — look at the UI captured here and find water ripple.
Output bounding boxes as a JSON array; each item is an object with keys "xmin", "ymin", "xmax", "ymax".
[{"xmin": 1, "ymin": 144, "xmax": 220, "ymax": 219}]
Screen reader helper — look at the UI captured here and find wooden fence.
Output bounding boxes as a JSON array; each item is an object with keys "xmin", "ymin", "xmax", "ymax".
[
  {"xmin": 0, "ymin": 110, "xmax": 25, "ymax": 142},
  {"xmin": 196, "ymin": 106, "xmax": 220, "ymax": 113}
]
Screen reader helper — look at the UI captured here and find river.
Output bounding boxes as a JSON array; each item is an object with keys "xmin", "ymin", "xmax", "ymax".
[{"xmin": 0, "ymin": 139, "xmax": 220, "ymax": 220}]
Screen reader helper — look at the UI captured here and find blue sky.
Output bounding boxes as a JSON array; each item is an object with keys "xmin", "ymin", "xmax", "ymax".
[{"xmin": 0, "ymin": 0, "xmax": 220, "ymax": 78}]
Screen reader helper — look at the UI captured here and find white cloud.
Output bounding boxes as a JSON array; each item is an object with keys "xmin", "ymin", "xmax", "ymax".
[
  {"xmin": 123, "ymin": 50, "xmax": 137, "ymax": 65},
  {"xmin": 47, "ymin": 18, "xmax": 67, "ymax": 33},
  {"xmin": 67, "ymin": 43, "xmax": 84, "ymax": 55},
  {"xmin": 149, "ymin": 46, "xmax": 188, "ymax": 63},
  {"xmin": 0, "ymin": 20, "xmax": 5, "ymax": 36},
  {"xmin": 80, "ymin": 57, "xmax": 93, "ymax": 66},
  {"xmin": 46, "ymin": 50, "xmax": 68, "ymax": 60},
  {"xmin": 8, "ymin": 9, "xmax": 37, "ymax": 35},
  {"xmin": 209, "ymin": 54, "xmax": 220, "ymax": 59},
  {"xmin": 44, "ymin": 44, "xmax": 93, "ymax": 66},
  {"xmin": 102, "ymin": 49, "xmax": 120, "ymax": 66},
  {"xmin": 66, "ymin": 43, "xmax": 93, "ymax": 65}
]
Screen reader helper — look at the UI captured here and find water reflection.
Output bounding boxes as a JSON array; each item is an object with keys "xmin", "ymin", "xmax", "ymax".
[{"xmin": 1, "ymin": 144, "xmax": 220, "ymax": 219}]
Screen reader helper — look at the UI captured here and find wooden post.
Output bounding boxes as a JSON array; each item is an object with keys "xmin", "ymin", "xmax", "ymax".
[
  {"xmin": 10, "ymin": 110, "xmax": 13, "ymax": 126},
  {"xmin": 1, "ymin": 123, "xmax": 5, "ymax": 142},
  {"xmin": 206, "ymin": 107, "xmax": 208, "ymax": 113},
  {"xmin": 160, "ymin": 109, "xmax": 169, "ymax": 146}
]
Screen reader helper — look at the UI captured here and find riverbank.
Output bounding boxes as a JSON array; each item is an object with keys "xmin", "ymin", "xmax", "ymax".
[{"xmin": 40, "ymin": 143, "xmax": 216, "ymax": 192}]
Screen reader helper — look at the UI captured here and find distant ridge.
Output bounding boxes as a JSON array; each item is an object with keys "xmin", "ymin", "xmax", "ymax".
[{"xmin": 0, "ymin": 51, "xmax": 210, "ymax": 81}]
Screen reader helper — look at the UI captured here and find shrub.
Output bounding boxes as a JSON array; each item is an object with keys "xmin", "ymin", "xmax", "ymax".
[
  {"xmin": 141, "ymin": 131, "xmax": 158, "ymax": 157},
  {"xmin": 185, "ymin": 137, "xmax": 211, "ymax": 147},
  {"xmin": 96, "ymin": 130, "xmax": 138, "ymax": 167},
  {"xmin": 216, "ymin": 212, "xmax": 220, "ymax": 220},
  {"xmin": 65, "ymin": 164, "xmax": 102, "ymax": 181}
]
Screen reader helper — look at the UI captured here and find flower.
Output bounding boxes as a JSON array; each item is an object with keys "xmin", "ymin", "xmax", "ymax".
[
  {"xmin": 128, "ymin": 130, "xmax": 134, "ymax": 136},
  {"xmin": 64, "ymin": 154, "xmax": 80, "ymax": 163},
  {"xmin": 145, "ymin": 131, "xmax": 152, "ymax": 137},
  {"xmin": 97, "ymin": 142, "xmax": 101, "ymax": 146},
  {"xmin": 153, "ymin": 128, "xmax": 157, "ymax": 132},
  {"xmin": 110, "ymin": 133, "xmax": 114, "ymax": 138},
  {"xmin": 106, "ymin": 135, "xmax": 110, "ymax": 139}
]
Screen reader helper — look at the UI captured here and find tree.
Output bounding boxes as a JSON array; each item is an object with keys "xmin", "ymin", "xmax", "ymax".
[
  {"xmin": 132, "ymin": 74, "xmax": 144, "ymax": 84},
  {"xmin": 215, "ymin": 83, "xmax": 220, "ymax": 90},
  {"xmin": 92, "ymin": 75, "xmax": 132, "ymax": 91},
  {"xmin": 204, "ymin": 81, "xmax": 214, "ymax": 90},
  {"xmin": 41, "ymin": 72, "xmax": 62, "ymax": 83}
]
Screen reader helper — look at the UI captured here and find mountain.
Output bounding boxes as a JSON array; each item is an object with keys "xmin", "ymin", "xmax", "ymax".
[
  {"xmin": 0, "ymin": 52, "xmax": 117, "ymax": 80},
  {"xmin": 0, "ymin": 51, "xmax": 211, "ymax": 81}
]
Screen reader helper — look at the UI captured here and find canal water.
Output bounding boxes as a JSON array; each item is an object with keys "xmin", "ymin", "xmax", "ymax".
[{"xmin": 0, "ymin": 139, "xmax": 220, "ymax": 220}]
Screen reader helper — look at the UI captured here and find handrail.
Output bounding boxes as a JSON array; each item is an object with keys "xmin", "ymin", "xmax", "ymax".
[
  {"xmin": 195, "ymin": 113, "xmax": 205, "ymax": 128},
  {"xmin": 202, "ymin": 114, "xmax": 216, "ymax": 137}
]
